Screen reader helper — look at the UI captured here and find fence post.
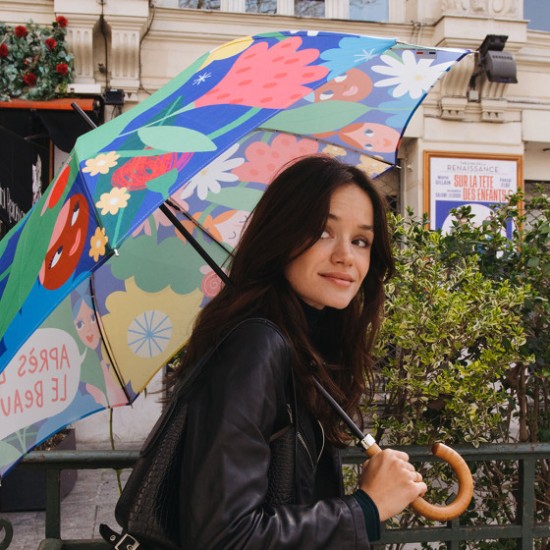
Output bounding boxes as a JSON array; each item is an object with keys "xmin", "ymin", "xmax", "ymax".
[
  {"xmin": 517, "ymin": 454, "xmax": 535, "ymax": 550},
  {"xmin": 44, "ymin": 468, "xmax": 61, "ymax": 540}
]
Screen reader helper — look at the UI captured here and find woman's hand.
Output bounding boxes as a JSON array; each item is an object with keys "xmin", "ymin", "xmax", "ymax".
[{"xmin": 359, "ymin": 449, "xmax": 427, "ymax": 521}]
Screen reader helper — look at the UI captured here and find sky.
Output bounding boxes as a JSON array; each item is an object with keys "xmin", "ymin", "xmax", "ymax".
[{"xmin": 524, "ymin": 0, "xmax": 550, "ymax": 31}]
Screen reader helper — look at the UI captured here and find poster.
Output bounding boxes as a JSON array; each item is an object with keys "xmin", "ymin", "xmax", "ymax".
[{"xmin": 425, "ymin": 152, "xmax": 522, "ymax": 234}]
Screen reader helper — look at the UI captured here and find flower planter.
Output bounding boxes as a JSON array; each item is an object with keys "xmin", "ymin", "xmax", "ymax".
[{"xmin": 0, "ymin": 429, "xmax": 77, "ymax": 512}]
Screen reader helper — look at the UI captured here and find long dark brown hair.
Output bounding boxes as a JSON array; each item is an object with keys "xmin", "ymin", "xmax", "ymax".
[{"xmin": 173, "ymin": 154, "xmax": 394, "ymax": 445}]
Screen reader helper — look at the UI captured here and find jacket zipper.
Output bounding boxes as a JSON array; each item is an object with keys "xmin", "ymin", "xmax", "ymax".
[
  {"xmin": 290, "ymin": 405, "xmax": 325, "ymax": 469},
  {"xmin": 297, "ymin": 431, "xmax": 315, "ymax": 470},
  {"xmin": 317, "ymin": 420, "xmax": 325, "ymax": 462}
]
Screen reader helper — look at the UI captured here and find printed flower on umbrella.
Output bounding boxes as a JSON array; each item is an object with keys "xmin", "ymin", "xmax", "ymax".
[
  {"xmin": 200, "ymin": 265, "xmax": 225, "ymax": 299},
  {"xmin": 372, "ymin": 50, "xmax": 455, "ymax": 99},
  {"xmin": 180, "ymin": 143, "xmax": 244, "ymax": 201},
  {"xmin": 95, "ymin": 187, "xmax": 130, "ymax": 216},
  {"xmin": 89, "ymin": 227, "xmax": 108, "ymax": 262},
  {"xmin": 83, "ymin": 151, "xmax": 120, "ymax": 176},
  {"xmin": 127, "ymin": 309, "xmax": 173, "ymax": 359},
  {"xmin": 194, "ymin": 36, "xmax": 328, "ymax": 109},
  {"xmin": 112, "ymin": 151, "xmax": 192, "ymax": 191},
  {"xmin": 233, "ymin": 133, "xmax": 318, "ymax": 184}
]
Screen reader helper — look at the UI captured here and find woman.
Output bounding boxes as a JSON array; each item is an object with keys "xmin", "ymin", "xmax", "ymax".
[{"xmin": 174, "ymin": 154, "xmax": 426, "ymax": 548}]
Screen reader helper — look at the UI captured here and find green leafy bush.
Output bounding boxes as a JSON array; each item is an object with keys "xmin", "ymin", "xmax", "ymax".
[
  {"xmin": 360, "ymin": 192, "xmax": 550, "ymax": 547},
  {"xmin": 370, "ymin": 213, "xmax": 527, "ymax": 449}
]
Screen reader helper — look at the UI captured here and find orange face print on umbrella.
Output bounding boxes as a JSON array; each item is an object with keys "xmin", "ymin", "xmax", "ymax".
[
  {"xmin": 39, "ymin": 194, "xmax": 89, "ymax": 290},
  {"xmin": 313, "ymin": 68, "xmax": 373, "ymax": 102}
]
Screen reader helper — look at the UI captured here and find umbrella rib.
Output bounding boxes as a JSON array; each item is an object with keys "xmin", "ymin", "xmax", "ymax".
[
  {"xmin": 159, "ymin": 202, "xmax": 232, "ymax": 286},
  {"xmin": 165, "ymin": 198, "xmax": 235, "ymax": 260},
  {"xmin": 88, "ymin": 276, "xmax": 133, "ymax": 404}
]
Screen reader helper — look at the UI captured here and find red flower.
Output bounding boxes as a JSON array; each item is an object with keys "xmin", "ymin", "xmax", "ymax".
[
  {"xmin": 112, "ymin": 151, "xmax": 193, "ymax": 190},
  {"xmin": 56, "ymin": 16, "xmax": 68, "ymax": 28},
  {"xmin": 56, "ymin": 63, "xmax": 69, "ymax": 75},
  {"xmin": 45, "ymin": 38, "xmax": 57, "ymax": 50},
  {"xmin": 195, "ymin": 37, "xmax": 328, "ymax": 110},
  {"xmin": 23, "ymin": 72, "xmax": 37, "ymax": 86},
  {"xmin": 0, "ymin": 43, "xmax": 8, "ymax": 58},
  {"xmin": 14, "ymin": 25, "xmax": 28, "ymax": 38}
]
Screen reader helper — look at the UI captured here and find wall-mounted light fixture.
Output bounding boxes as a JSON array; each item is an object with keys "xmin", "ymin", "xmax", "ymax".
[{"xmin": 477, "ymin": 34, "xmax": 518, "ymax": 84}]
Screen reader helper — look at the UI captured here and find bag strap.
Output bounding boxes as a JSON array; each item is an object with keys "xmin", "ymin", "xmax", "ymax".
[{"xmin": 100, "ymin": 524, "xmax": 142, "ymax": 550}]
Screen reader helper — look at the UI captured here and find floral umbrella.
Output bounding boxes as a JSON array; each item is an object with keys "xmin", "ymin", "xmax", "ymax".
[{"xmin": 0, "ymin": 30, "xmax": 469, "ymax": 477}]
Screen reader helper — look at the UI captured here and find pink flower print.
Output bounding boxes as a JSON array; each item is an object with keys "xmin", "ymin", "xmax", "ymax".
[
  {"xmin": 233, "ymin": 133, "xmax": 319, "ymax": 184},
  {"xmin": 200, "ymin": 266, "xmax": 225, "ymax": 298},
  {"xmin": 194, "ymin": 37, "xmax": 328, "ymax": 110}
]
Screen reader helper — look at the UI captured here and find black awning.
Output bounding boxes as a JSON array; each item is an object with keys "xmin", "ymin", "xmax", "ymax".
[{"xmin": 0, "ymin": 97, "xmax": 103, "ymax": 153}]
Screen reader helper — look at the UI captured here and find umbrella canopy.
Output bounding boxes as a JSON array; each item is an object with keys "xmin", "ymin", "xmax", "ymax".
[{"xmin": 0, "ymin": 30, "xmax": 469, "ymax": 477}]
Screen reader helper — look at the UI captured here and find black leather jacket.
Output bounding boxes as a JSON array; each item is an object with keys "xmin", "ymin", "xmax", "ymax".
[{"xmin": 179, "ymin": 318, "xmax": 370, "ymax": 549}]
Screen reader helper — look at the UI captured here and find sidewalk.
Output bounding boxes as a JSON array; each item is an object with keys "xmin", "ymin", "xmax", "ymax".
[{"xmin": 0, "ymin": 444, "xmax": 136, "ymax": 550}]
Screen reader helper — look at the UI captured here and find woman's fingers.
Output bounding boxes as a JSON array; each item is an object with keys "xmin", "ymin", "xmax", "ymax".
[{"xmin": 359, "ymin": 449, "xmax": 427, "ymax": 521}]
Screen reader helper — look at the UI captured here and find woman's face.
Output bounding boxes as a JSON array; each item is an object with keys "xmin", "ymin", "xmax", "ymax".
[
  {"xmin": 284, "ymin": 183, "xmax": 374, "ymax": 310},
  {"xmin": 74, "ymin": 300, "xmax": 101, "ymax": 350}
]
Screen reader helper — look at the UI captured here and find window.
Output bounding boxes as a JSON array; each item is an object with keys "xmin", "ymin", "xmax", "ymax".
[
  {"xmin": 176, "ymin": 0, "xmax": 220, "ymax": 9},
  {"xmin": 350, "ymin": 0, "xmax": 388, "ymax": 22},
  {"xmin": 294, "ymin": 0, "xmax": 325, "ymax": 18},
  {"xmin": 246, "ymin": 0, "xmax": 277, "ymax": 13}
]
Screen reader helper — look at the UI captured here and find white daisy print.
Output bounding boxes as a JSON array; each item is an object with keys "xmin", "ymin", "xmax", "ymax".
[
  {"xmin": 180, "ymin": 143, "xmax": 244, "ymax": 201},
  {"xmin": 372, "ymin": 50, "xmax": 454, "ymax": 99}
]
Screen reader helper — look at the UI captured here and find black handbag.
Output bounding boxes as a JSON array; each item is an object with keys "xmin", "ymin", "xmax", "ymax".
[
  {"xmin": 100, "ymin": 320, "xmax": 296, "ymax": 550},
  {"xmin": 100, "ymin": 340, "xmax": 222, "ymax": 550}
]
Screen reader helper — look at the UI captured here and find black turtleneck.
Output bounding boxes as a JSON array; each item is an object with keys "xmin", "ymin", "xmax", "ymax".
[{"xmin": 298, "ymin": 300, "xmax": 381, "ymax": 542}]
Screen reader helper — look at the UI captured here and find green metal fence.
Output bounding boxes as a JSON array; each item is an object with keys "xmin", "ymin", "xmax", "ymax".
[{"xmin": 0, "ymin": 443, "xmax": 548, "ymax": 549}]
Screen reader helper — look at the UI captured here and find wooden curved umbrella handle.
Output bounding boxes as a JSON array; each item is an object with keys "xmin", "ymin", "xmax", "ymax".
[{"xmin": 366, "ymin": 441, "xmax": 474, "ymax": 521}]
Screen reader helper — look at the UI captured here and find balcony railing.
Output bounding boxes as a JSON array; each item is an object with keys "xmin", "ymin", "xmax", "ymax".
[{"xmin": 1, "ymin": 443, "xmax": 549, "ymax": 549}]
